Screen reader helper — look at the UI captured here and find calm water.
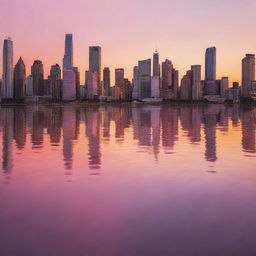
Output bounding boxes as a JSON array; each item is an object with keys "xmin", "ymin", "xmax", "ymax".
[{"xmin": 0, "ymin": 104, "xmax": 256, "ymax": 256}]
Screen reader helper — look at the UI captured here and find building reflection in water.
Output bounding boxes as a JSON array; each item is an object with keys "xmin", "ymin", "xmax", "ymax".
[
  {"xmin": 0, "ymin": 104, "xmax": 255, "ymax": 174},
  {"xmin": 85, "ymin": 107, "xmax": 101, "ymax": 170}
]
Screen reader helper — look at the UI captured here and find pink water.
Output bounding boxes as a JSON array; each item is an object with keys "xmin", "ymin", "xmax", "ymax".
[{"xmin": 0, "ymin": 104, "xmax": 255, "ymax": 256}]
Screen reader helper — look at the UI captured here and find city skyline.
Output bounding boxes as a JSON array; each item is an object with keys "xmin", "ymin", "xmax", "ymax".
[{"xmin": 1, "ymin": 0, "xmax": 256, "ymax": 84}]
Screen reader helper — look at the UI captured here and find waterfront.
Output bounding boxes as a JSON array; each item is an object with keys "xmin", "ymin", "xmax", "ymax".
[{"xmin": 0, "ymin": 104, "xmax": 256, "ymax": 255}]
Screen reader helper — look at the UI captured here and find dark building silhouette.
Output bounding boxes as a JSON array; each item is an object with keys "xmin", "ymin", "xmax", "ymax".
[
  {"xmin": 13, "ymin": 107, "xmax": 26, "ymax": 150},
  {"xmin": 14, "ymin": 57, "xmax": 26, "ymax": 99},
  {"xmin": 31, "ymin": 60, "xmax": 44, "ymax": 96}
]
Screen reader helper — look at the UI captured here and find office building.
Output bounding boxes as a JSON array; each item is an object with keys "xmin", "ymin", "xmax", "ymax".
[
  {"xmin": 2, "ymin": 38, "xmax": 13, "ymax": 99},
  {"xmin": 13, "ymin": 57, "xmax": 26, "ymax": 99}
]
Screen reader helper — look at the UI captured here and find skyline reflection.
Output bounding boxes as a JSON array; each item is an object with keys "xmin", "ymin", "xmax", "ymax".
[{"xmin": 0, "ymin": 104, "xmax": 255, "ymax": 175}]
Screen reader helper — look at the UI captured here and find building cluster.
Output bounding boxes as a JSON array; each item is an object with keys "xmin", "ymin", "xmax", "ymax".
[{"xmin": 1, "ymin": 35, "xmax": 256, "ymax": 103}]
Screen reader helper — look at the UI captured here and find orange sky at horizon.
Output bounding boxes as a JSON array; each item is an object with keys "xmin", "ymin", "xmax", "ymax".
[{"xmin": 1, "ymin": 0, "xmax": 256, "ymax": 85}]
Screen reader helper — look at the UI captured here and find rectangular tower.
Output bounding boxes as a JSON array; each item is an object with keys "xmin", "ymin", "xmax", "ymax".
[{"xmin": 2, "ymin": 38, "xmax": 13, "ymax": 99}]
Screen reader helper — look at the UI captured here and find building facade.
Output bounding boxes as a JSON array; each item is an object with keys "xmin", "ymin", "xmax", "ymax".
[
  {"xmin": 31, "ymin": 60, "xmax": 44, "ymax": 96},
  {"xmin": 205, "ymin": 47, "xmax": 216, "ymax": 81},
  {"xmin": 13, "ymin": 57, "xmax": 26, "ymax": 99},
  {"xmin": 242, "ymin": 54, "xmax": 255, "ymax": 98},
  {"xmin": 138, "ymin": 59, "xmax": 151, "ymax": 99},
  {"xmin": 2, "ymin": 38, "xmax": 13, "ymax": 99},
  {"xmin": 63, "ymin": 69, "xmax": 76, "ymax": 101},
  {"xmin": 63, "ymin": 34, "xmax": 73, "ymax": 71}
]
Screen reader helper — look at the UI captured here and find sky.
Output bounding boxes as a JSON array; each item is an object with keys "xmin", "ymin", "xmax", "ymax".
[{"xmin": 0, "ymin": 0, "xmax": 256, "ymax": 84}]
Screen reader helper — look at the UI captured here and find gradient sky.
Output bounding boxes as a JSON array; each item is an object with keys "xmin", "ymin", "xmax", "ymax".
[{"xmin": 1, "ymin": 0, "xmax": 256, "ymax": 84}]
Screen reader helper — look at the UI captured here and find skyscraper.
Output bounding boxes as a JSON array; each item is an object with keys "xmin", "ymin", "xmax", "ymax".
[
  {"xmin": 89, "ymin": 46, "xmax": 101, "ymax": 95},
  {"xmin": 2, "ymin": 38, "xmax": 13, "ymax": 99},
  {"xmin": 63, "ymin": 69, "xmax": 76, "ymax": 101},
  {"xmin": 191, "ymin": 65, "xmax": 201, "ymax": 100},
  {"xmin": 138, "ymin": 59, "xmax": 151, "ymax": 99},
  {"xmin": 14, "ymin": 57, "xmax": 26, "ymax": 99},
  {"xmin": 115, "ymin": 68, "xmax": 125, "ymax": 87},
  {"xmin": 153, "ymin": 49, "xmax": 160, "ymax": 76},
  {"xmin": 103, "ymin": 67, "xmax": 110, "ymax": 96},
  {"xmin": 205, "ymin": 47, "xmax": 216, "ymax": 81},
  {"xmin": 180, "ymin": 70, "xmax": 192, "ymax": 100},
  {"xmin": 242, "ymin": 54, "xmax": 255, "ymax": 98},
  {"xmin": 63, "ymin": 34, "xmax": 73, "ymax": 71},
  {"xmin": 49, "ymin": 64, "xmax": 62, "ymax": 101},
  {"xmin": 31, "ymin": 60, "xmax": 44, "ymax": 96},
  {"xmin": 161, "ymin": 59, "xmax": 173, "ymax": 90},
  {"xmin": 86, "ymin": 71, "xmax": 98, "ymax": 99}
]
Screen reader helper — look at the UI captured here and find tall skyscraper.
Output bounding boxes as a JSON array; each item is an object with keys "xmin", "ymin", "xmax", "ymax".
[
  {"xmin": 103, "ymin": 67, "xmax": 110, "ymax": 96},
  {"xmin": 242, "ymin": 54, "xmax": 255, "ymax": 98},
  {"xmin": 13, "ymin": 57, "xmax": 26, "ymax": 99},
  {"xmin": 205, "ymin": 47, "xmax": 216, "ymax": 81},
  {"xmin": 161, "ymin": 59, "xmax": 173, "ymax": 90},
  {"xmin": 63, "ymin": 34, "xmax": 73, "ymax": 71},
  {"xmin": 138, "ymin": 59, "xmax": 151, "ymax": 99},
  {"xmin": 153, "ymin": 49, "xmax": 160, "ymax": 76},
  {"xmin": 2, "ymin": 38, "xmax": 13, "ymax": 99},
  {"xmin": 115, "ymin": 68, "xmax": 125, "ymax": 87},
  {"xmin": 191, "ymin": 65, "xmax": 201, "ymax": 100},
  {"xmin": 31, "ymin": 60, "xmax": 44, "ymax": 96},
  {"xmin": 89, "ymin": 46, "xmax": 101, "ymax": 95}
]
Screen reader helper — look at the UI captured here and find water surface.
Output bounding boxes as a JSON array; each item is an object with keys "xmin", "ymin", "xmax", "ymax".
[{"xmin": 0, "ymin": 104, "xmax": 255, "ymax": 256}]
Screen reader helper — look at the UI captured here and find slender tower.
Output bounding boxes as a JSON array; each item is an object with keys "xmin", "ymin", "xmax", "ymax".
[
  {"xmin": 89, "ymin": 46, "xmax": 101, "ymax": 95},
  {"xmin": 2, "ymin": 38, "xmax": 14, "ymax": 99},
  {"xmin": 205, "ymin": 47, "xmax": 216, "ymax": 81},
  {"xmin": 63, "ymin": 34, "xmax": 73, "ymax": 71}
]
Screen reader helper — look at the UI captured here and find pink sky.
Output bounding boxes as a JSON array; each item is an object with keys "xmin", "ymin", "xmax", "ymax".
[{"xmin": 1, "ymin": 0, "xmax": 256, "ymax": 84}]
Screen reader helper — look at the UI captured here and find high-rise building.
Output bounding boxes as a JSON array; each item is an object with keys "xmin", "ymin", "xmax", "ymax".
[
  {"xmin": 86, "ymin": 71, "xmax": 98, "ymax": 99},
  {"xmin": 26, "ymin": 75, "xmax": 33, "ymax": 96},
  {"xmin": 115, "ymin": 68, "xmax": 125, "ymax": 87},
  {"xmin": 2, "ymin": 38, "xmax": 13, "ymax": 99},
  {"xmin": 242, "ymin": 54, "xmax": 255, "ymax": 98},
  {"xmin": 50, "ymin": 63, "xmax": 61, "ymax": 78},
  {"xmin": 63, "ymin": 69, "xmax": 76, "ymax": 101},
  {"xmin": 103, "ymin": 67, "xmax": 110, "ymax": 96},
  {"xmin": 180, "ymin": 70, "xmax": 192, "ymax": 100},
  {"xmin": 191, "ymin": 65, "xmax": 201, "ymax": 100},
  {"xmin": 138, "ymin": 59, "xmax": 151, "ymax": 99},
  {"xmin": 63, "ymin": 34, "xmax": 73, "ymax": 71},
  {"xmin": 13, "ymin": 57, "xmax": 26, "ymax": 99},
  {"xmin": 172, "ymin": 69, "xmax": 179, "ymax": 99},
  {"xmin": 31, "ymin": 60, "xmax": 44, "ymax": 96},
  {"xmin": 220, "ymin": 77, "xmax": 229, "ymax": 98},
  {"xmin": 49, "ymin": 64, "xmax": 62, "ymax": 101},
  {"xmin": 89, "ymin": 46, "xmax": 101, "ymax": 95},
  {"xmin": 153, "ymin": 49, "xmax": 160, "ymax": 76},
  {"xmin": 132, "ymin": 66, "xmax": 139, "ymax": 100},
  {"xmin": 205, "ymin": 47, "xmax": 216, "ymax": 81},
  {"xmin": 161, "ymin": 59, "xmax": 173, "ymax": 90}
]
